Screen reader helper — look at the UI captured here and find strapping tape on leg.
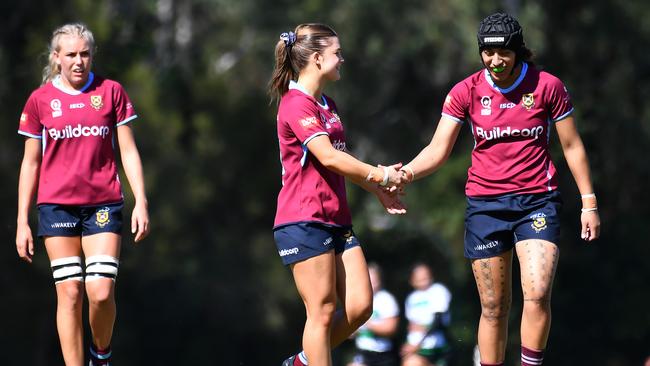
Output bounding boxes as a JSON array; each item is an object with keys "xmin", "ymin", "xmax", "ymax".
[
  {"xmin": 85, "ymin": 255, "xmax": 119, "ymax": 282},
  {"xmin": 51, "ymin": 256, "xmax": 84, "ymax": 284}
]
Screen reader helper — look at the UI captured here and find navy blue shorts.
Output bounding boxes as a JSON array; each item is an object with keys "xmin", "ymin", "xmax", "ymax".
[
  {"xmin": 464, "ymin": 191, "xmax": 562, "ymax": 259},
  {"xmin": 37, "ymin": 202, "xmax": 124, "ymax": 238},
  {"xmin": 273, "ymin": 222, "xmax": 361, "ymax": 265}
]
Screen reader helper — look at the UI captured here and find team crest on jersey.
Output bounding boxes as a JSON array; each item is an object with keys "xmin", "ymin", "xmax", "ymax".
[
  {"xmin": 51, "ymin": 99, "xmax": 62, "ymax": 118},
  {"xmin": 90, "ymin": 95, "xmax": 104, "ymax": 110},
  {"xmin": 95, "ymin": 207, "xmax": 111, "ymax": 228},
  {"xmin": 530, "ymin": 212, "xmax": 548, "ymax": 233},
  {"xmin": 480, "ymin": 96, "xmax": 492, "ymax": 115},
  {"xmin": 521, "ymin": 93, "xmax": 535, "ymax": 111}
]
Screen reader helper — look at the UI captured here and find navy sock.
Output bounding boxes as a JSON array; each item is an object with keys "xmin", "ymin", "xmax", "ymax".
[{"xmin": 90, "ymin": 344, "xmax": 112, "ymax": 365}]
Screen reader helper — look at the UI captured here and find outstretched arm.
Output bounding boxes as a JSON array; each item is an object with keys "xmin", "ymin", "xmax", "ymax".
[
  {"xmin": 400, "ymin": 116, "xmax": 462, "ymax": 182},
  {"xmin": 117, "ymin": 124, "xmax": 150, "ymax": 242},
  {"xmin": 306, "ymin": 135, "xmax": 405, "ymax": 188},
  {"xmin": 555, "ymin": 116, "xmax": 600, "ymax": 241},
  {"xmin": 16, "ymin": 138, "xmax": 41, "ymax": 263}
]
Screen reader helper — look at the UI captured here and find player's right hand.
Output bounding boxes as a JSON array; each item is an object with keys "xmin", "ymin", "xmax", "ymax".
[{"xmin": 16, "ymin": 223, "xmax": 34, "ymax": 264}]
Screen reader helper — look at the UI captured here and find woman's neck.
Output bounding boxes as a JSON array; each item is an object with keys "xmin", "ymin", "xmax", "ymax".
[{"xmin": 296, "ymin": 74, "xmax": 324, "ymax": 100}]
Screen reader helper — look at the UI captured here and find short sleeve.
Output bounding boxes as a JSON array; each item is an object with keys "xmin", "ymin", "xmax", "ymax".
[
  {"xmin": 375, "ymin": 291, "xmax": 400, "ymax": 318},
  {"xmin": 545, "ymin": 74, "xmax": 574, "ymax": 122},
  {"xmin": 18, "ymin": 93, "xmax": 43, "ymax": 139},
  {"xmin": 441, "ymin": 82, "xmax": 470, "ymax": 124},
  {"xmin": 114, "ymin": 83, "xmax": 137, "ymax": 126},
  {"xmin": 283, "ymin": 97, "xmax": 328, "ymax": 145}
]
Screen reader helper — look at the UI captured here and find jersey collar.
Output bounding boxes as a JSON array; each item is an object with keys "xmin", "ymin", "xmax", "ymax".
[
  {"xmin": 52, "ymin": 72, "xmax": 95, "ymax": 95},
  {"xmin": 289, "ymin": 80, "xmax": 329, "ymax": 109},
  {"xmin": 484, "ymin": 62, "xmax": 528, "ymax": 94}
]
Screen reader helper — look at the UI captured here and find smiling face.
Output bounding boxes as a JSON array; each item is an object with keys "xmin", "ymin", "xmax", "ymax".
[
  {"xmin": 317, "ymin": 36, "xmax": 344, "ymax": 81},
  {"xmin": 481, "ymin": 47, "xmax": 519, "ymax": 88},
  {"xmin": 54, "ymin": 34, "xmax": 92, "ymax": 90}
]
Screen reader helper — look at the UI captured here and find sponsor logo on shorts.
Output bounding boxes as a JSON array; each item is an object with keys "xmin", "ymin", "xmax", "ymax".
[
  {"xmin": 530, "ymin": 212, "xmax": 548, "ymax": 233},
  {"xmin": 51, "ymin": 222, "xmax": 77, "ymax": 228},
  {"xmin": 279, "ymin": 247, "xmax": 299, "ymax": 256},
  {"xmin": 344, "ymin": 230, "xmax": 354, "ymax": 244},
  {"xmin": 323, "ymin": 236, "xmax": 333, "ymax": 246},
  {"xmin": 95, "ymin": 207, "xmax": 111, "ymax": 228},
  {"xmin": 48, "ymin": 124, "xmax": 111, "ymax": 140},
  {"xmin": 474, "ymin": 240, "xmax": 499, "ymax": 251}
]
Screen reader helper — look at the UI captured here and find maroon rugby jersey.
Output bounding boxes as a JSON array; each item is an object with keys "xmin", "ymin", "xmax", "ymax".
[
  {"xmin": 442, "ymin": 63, "xmax": 573, "ymax": 197},
  {"xmin": 274, "ymin": 81, "xmax": 352, "ymax": 228},
  {"xmin": 18, "ymin": 73, "xmax": 137, "ymax": 205}
]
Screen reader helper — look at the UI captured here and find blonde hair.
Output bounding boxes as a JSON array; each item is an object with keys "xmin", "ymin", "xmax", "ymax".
[
  {"xmin": 268, "ymin": 23, "xmax": 338, "ymax": 103},
  {"xmin": 42, "ymin": 23, "xmax": 96, "ymax": 85}
]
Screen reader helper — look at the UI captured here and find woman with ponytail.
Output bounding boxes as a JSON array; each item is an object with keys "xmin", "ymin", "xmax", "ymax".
[
  {"xmin": 269, "ymin": 23, "xmax": 407, "ymax": 366},
  {"xmin": 16, "ymin": 23, "xmax": 149, "ymax": 366}
]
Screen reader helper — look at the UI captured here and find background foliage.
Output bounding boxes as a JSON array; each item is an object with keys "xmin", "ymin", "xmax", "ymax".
[{"xmin": 1, "ymin": 0, "xmax": 648, "ymax": 365}]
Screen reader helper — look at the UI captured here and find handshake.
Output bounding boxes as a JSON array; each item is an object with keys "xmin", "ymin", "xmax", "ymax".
[
  {"xmin": 365, "ymin": 163, "xmax": 414, "ymax": 215},
  {"xmin": 366, "ymin": 163, "xmax": 414, "ymax": 191}
]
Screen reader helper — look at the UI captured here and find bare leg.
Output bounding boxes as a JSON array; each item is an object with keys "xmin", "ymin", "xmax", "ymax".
[
  {"xmin": 471, "ymin": 251, "xmax": 513, "ymax": 364},
  {"xmin": 292, "ymin": 251, "xmax": 337, "ymax": 366},
  {"xmin": 330, "ymin": 246, "xmax": 373, "ymax": 347},
  {"xmin": 45, "ymin": 236, "xmax": 84, "ymax": 366},
  {"xmin": 515, "ymin": 239, "xmax": 559, "ymax": 349},
  {"xmin": 82, "ymin": 233, "xmax": 121, "ymax": 349}
]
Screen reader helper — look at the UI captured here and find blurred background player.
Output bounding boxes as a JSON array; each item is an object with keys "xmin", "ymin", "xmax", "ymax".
[
  {"xmin": 347, "ymin": 263, "xmax": 400, "ymax": 366},
  {"xmin": 401, "ymin": 263, "xmax": 452, "ymax": 366},
  {"xmin": 15, "ymin": 23, "xmax": 150, "ymax": 366}
]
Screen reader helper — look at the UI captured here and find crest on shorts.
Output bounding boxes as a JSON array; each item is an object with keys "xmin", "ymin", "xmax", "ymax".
[
  {"xmin": 530, "ymin": 212, "xmax": 547, "ymax": 233},
  {"xmin": 90, "ymin": 95, "xmax": 104, "ymax": 110},
  {"xmin": 521, "ymin": 93, "xmax": 535, "ymax": 110},
  {"xmin": 95, "ymin": 207, "xmax": 110, "ymax": 228},
  {"xmin": 344, "ymin": 230, "xmax": 354, "ymax": 244}
]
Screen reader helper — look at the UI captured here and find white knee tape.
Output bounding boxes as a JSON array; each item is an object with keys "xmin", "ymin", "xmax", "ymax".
[
  {"xmin": 51, "ymin": 256, "xmax": 84, "ymax": 284},
  {"xmin": 85, "ymin": 255, "xmax": 119, "ymax": 282}
]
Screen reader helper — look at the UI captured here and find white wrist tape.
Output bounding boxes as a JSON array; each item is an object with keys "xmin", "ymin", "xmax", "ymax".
[{"xmin": 379, "ymin": 166, "xmax": 390, "ymax": 186}]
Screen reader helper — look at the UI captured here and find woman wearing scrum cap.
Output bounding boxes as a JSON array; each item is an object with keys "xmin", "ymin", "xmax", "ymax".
[
  {"xmin": 268, "ymin": 23, "xmax": 407, "ymax": 366},
  {"xmin": 397, "ymin": 12, "xmax": 600, "ymax": 366}
]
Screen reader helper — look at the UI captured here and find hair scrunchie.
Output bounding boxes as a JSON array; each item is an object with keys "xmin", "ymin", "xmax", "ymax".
[{"xmin": 280, "ymin": 31, "xmax": 297, "ymax": 47}]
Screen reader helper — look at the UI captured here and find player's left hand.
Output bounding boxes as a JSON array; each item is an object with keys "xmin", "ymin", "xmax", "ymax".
[
  {"xmin": 375, "ymin": 187, "xmax": 407, "ymax": 215},
  {"xmin": 581, "ymin": 210, "xmax": 600, "ymax": 242}
]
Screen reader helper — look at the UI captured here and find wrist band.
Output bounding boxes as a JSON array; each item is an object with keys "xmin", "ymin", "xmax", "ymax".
[
  {"xmin": 379, "ymin": 166, "xmax": 389, "ymax": 186},
  {"xmin": 581, "ymin": 193, "xmax": 596, "ymax": 199},
  {"xmin": 581, "ymin": 207, "xmax": 598, "ymax": 213},
  {"xmin": 402, "ymin": 165, "xmax": 415, "ymax": 182}
]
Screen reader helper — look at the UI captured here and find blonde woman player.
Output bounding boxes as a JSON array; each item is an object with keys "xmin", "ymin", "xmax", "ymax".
[{"xmin": 16, "ymin": 23, "xmax": 149, "ymax": 366}]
